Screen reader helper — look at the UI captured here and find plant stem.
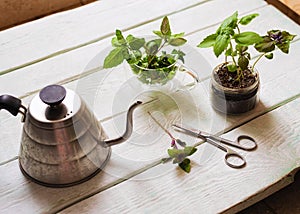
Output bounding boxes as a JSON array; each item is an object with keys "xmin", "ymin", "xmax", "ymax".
[
  {"xmin": 237, "ymin": 25, "xmax": 241, "ymax": 34},
  {"xmin": 147, "ymin": 111, "xmax": 175, "ymax": 140},
  {"xmin": 251, "ymin": 53, "xmax": 264, "ymax": 72},
  {"xmin": 147, "ymin": 40, "xmax": 167, "ymax": 67},
  {"xmin": 229, "ymin": 41, "xmax": 237, "ymax": 66}
]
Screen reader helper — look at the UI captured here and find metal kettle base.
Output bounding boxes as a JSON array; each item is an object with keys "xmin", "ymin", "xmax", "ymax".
[{"xmin": 19, "ymin": 149, "xmax": 111, "ymax": 188}]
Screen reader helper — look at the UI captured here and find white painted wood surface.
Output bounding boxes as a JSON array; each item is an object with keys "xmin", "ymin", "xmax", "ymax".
[{"xmin": 0, "ymin": 0, "xmax": 299, "ymax": 213}]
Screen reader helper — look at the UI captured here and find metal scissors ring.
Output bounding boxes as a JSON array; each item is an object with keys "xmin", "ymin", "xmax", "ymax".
[{"xmin": 172, "ymin": 124, "xmax": 257, "ymax": 169}]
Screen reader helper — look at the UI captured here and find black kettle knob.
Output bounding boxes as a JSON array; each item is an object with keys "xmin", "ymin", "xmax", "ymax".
[{"xmin": 39, "ymin": 85, "xmax": 66, "ymax": 107}]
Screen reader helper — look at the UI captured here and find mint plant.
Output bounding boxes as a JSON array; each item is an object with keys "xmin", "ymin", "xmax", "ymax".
[
  {"xmin": 198, "ymin": 11, "xmax": 296, "ymax": 86},
  {"xmin": 103, "ymin": 16, "xmax": 187, "ymax": 85},
  {"xmin": 148, "ymin": 112, "xmax": 197, "ymax": 173}
]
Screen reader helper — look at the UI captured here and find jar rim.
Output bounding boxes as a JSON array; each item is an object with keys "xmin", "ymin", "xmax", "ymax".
[{"xmin": 211, "ymin": 63, "xmax": 260, "ymax": 94}]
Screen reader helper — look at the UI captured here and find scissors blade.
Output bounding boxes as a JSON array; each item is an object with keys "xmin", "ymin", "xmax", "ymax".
[{"xmin": 172, "ymin": 124, "xmax": 206, "ymax": 140}]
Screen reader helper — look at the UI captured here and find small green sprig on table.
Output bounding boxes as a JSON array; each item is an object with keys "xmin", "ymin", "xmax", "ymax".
[
  {"xmin": 103, "ymin": 16, "xmax": 187, "ymax": 85},
  {"xmin": 197, "ymin": 11, "xmax": 296, "ymax": 84},
  {"xmin": 148, "ymin": 112, "xmax": 197, "ymax": 173}
]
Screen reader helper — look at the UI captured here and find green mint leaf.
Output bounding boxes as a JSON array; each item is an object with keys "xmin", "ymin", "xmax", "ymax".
[
  {"xmin": 227, "ymin": 64, "xmax": 237, "ymax": 72},
  {"xmin": 111, "ymin": 37, "xmax": 122, "ymax": 47},
  {"xmin": 179, "ymin": 158, "xmax": 191, "ymax": 173},
  {"xmin": 239, "ymin": 13, "xmax": 259, "ymax": 25},
  {"xmin": 184, "ymin": 146, "xmax": 197, "ymax": 156},
  {"xmin": 169, "ymin": 38, "xmax": 187, "ymax": 46},
  {"xmin": 126, "ymin": 50, "xmax": 142, "ymax": 64},
  {"xmin": 172, "ymin": 49, "xmax": 185, "ymax": 63},
  {"xmin": 238, "ymin": 55, "xmax": 249, "ymax": 70},
  {"xmin": 126, "ymin": 35, "xmax": 145, "ymax": 50},
  {"xmin": 217, "ymin": 11, "xmax": 238, "ymax": 34},
  {"xmin": 264, "ymin": 53, "xmax": 273, "ymax": 59},
  {"xmin": 234, "ymin": 32, "xmax": 263, "ymax": 45},
  {"xmin": 255, "ymin": 37, "xmax": 275, "ymax": 53},
  {"xmin": 197, "ymin": 34, "xmax": 217, "ymax": 48},
  {"xmin": 175, "ymin": 139, "xmax": 186, "ymax": 147},
  {"xmin": 153, "ymin": 30, "xmax": 163, "ymax": 38},
  {"xmin": 167, "ymin": 148, "xmax": 181, "ymax": 158},
  {"xmin": 225, "ymin": 48, "xmax": 232, "ymax": 56},
  {"xmin": 103, "ymin": 47, "xmax": 126, "ymax": 68},
  {"xmin": 116, "ymin": 29, "xmax": 126, "ymax": 43},
  {"xmin": 145, "ymin": 40, "xmax": 160, "ymax": 55},
  {"xmin": 171, "ymin": 32, "xmax": 185, "ymax": 39},
  {"xmin": 161, "ymin": 16, "xmax": 171, "ymax": 36},
  {"xmin": 213, "ymin": 34, "xmax": 230, "ymax": 57}
]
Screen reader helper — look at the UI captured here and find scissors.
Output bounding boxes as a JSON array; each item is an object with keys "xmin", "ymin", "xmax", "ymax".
[{"xmin": 172, "ymin": 124, "xmax": 257, "ymax": 169}]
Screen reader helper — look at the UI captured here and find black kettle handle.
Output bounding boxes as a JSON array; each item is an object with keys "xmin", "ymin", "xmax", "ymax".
[{"xmin": 0, "ymin": 95, "xmax": 27, "ymax": 121}]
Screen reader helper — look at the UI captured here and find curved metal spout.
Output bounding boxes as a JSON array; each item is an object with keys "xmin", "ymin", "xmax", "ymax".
[{"xmin": 104, "ymin": 101, "xmax": 142, "ymax": 146}]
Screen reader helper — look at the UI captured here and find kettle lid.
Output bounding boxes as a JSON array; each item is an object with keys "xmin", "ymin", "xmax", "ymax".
[{"xmin": 28, "ymin": 85, "xmax": 81, "ymax": 124}]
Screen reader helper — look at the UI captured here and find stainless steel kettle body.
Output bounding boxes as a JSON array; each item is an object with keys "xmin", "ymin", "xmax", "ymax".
[{"xmin": 0, "ymin": 85, "xmax": 141, "ymax": 187}]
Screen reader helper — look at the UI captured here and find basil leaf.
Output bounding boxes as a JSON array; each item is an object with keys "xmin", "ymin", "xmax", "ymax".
[
  {"xmin": 239, "ymin": 13, "xmax": 259, "ymax": 25},
  {"xmin": 281, "ymin": 31, "xmax": 296, "ymax": 42},
  {"xmin": 276, "ymin": 42, "xmax": 290, "ymax": 54},
  {"xmin": 214, "ymin": 34, "xmax": 230, "ymax": 57},
  {"xmin": 217, "ymin": 11, "xmax": 238, "ymax": 33},
  {"xmin": 255, "ymin": 37, "xmax": 275, "ymax": 53},
  {"xmin": 264, "ymin": 53, "xmax": 273, "ymax": 59},
  {"xmin": 234, "ymin": 32, "xmax": 263, "ymax": 45},
  {"xmin": 197, "ymin": 34, "xmax": 217, "ymax": 48},
  {"xmin": 238, "ymin": 55, "xmax": 249, "ymax": 70},
  {"xmin": 227, "ymin": 64, "xmax": 237, "ymax": 72}
]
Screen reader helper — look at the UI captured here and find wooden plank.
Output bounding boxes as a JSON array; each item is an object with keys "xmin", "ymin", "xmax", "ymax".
[
  {"xmin": 3, "ymin": 3, "xmax": 296, "ymax": 98},
  {"xmin": 0, "ymin": 0, "xmax": 211, "ymax": 74},
  {"xmin": 0, "ymin": 2, "xmax": 300, "ymax": 213},
  {"xmin": 1, "ymin": 4, "xmax": 299, "ymax": 164},
  {"xmin": 1, "ymin": 39, "xmax": 300, "ymax": 212},
  {"xmin": 0, "ymin": 1, "xmax": 299, "ymax": 165},
  {"xmin": 60, "ymin": 96, "xmax": 300, "ymax": 214}
]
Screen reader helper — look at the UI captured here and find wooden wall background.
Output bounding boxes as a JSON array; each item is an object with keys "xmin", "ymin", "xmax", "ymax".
[
  {"xmin": 266, "ymin": 0, "xmax": 300, "ymax": 24},
  {"xmin": 0, "ymin": 0, "xmax": 96, "ymax": 30}
]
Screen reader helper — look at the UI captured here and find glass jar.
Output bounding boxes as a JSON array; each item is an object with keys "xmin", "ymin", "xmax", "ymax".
[{"xmin": 210, "ymin": 63, "xmax": 260, "ymax": 114}]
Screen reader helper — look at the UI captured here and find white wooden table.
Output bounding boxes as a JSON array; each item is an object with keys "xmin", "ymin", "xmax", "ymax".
[{"xmin": 0, "ymin": 0, "xmax": 300, "ymax": 213}]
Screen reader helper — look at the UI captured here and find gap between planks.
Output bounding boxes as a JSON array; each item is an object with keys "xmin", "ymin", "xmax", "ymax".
[
  {"xmin": 0, "ymin": 0, "xmax": 215, "ymax": 77},
  {"xmin": 50, "ymin": 92, "xmax": 300, "ymax": 212}
]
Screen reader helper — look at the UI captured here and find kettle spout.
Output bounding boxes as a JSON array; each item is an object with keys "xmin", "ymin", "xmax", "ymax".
[{"xmin": 104, "ymin": 101, "xmax": 142, "ymax": 146}]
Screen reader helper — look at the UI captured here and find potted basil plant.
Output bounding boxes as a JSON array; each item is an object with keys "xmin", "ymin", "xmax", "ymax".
[
  {"xmin": 198, "ymin": 11, "xmax": 296, "ymax": 114},
  {"xmin": 103, "ymin": 16, "xmax": 198, "ymax": 87}
]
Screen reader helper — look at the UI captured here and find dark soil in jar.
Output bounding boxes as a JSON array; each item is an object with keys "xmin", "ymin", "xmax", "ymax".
[{"xmin": 214, "ymin": 64, "xmax": 257, "ymax": 89}]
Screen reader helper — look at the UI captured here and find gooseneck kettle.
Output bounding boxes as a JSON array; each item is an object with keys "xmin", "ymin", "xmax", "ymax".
[{"xmin": 0, "ymin": 85, "xmax": 141, "ymax": 187}]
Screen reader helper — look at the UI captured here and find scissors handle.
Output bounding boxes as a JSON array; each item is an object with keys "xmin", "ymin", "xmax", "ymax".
[
  {"xmin": 225, "ymin": 148, "xmax": 246, "ymax": 169},
  {"xmin": 206, "ymin": 138, "xmax": 246, "ymax": 169},
  {"xmin": 213, "ymin": 135, "xmax": 257, "ymax": 151}
]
